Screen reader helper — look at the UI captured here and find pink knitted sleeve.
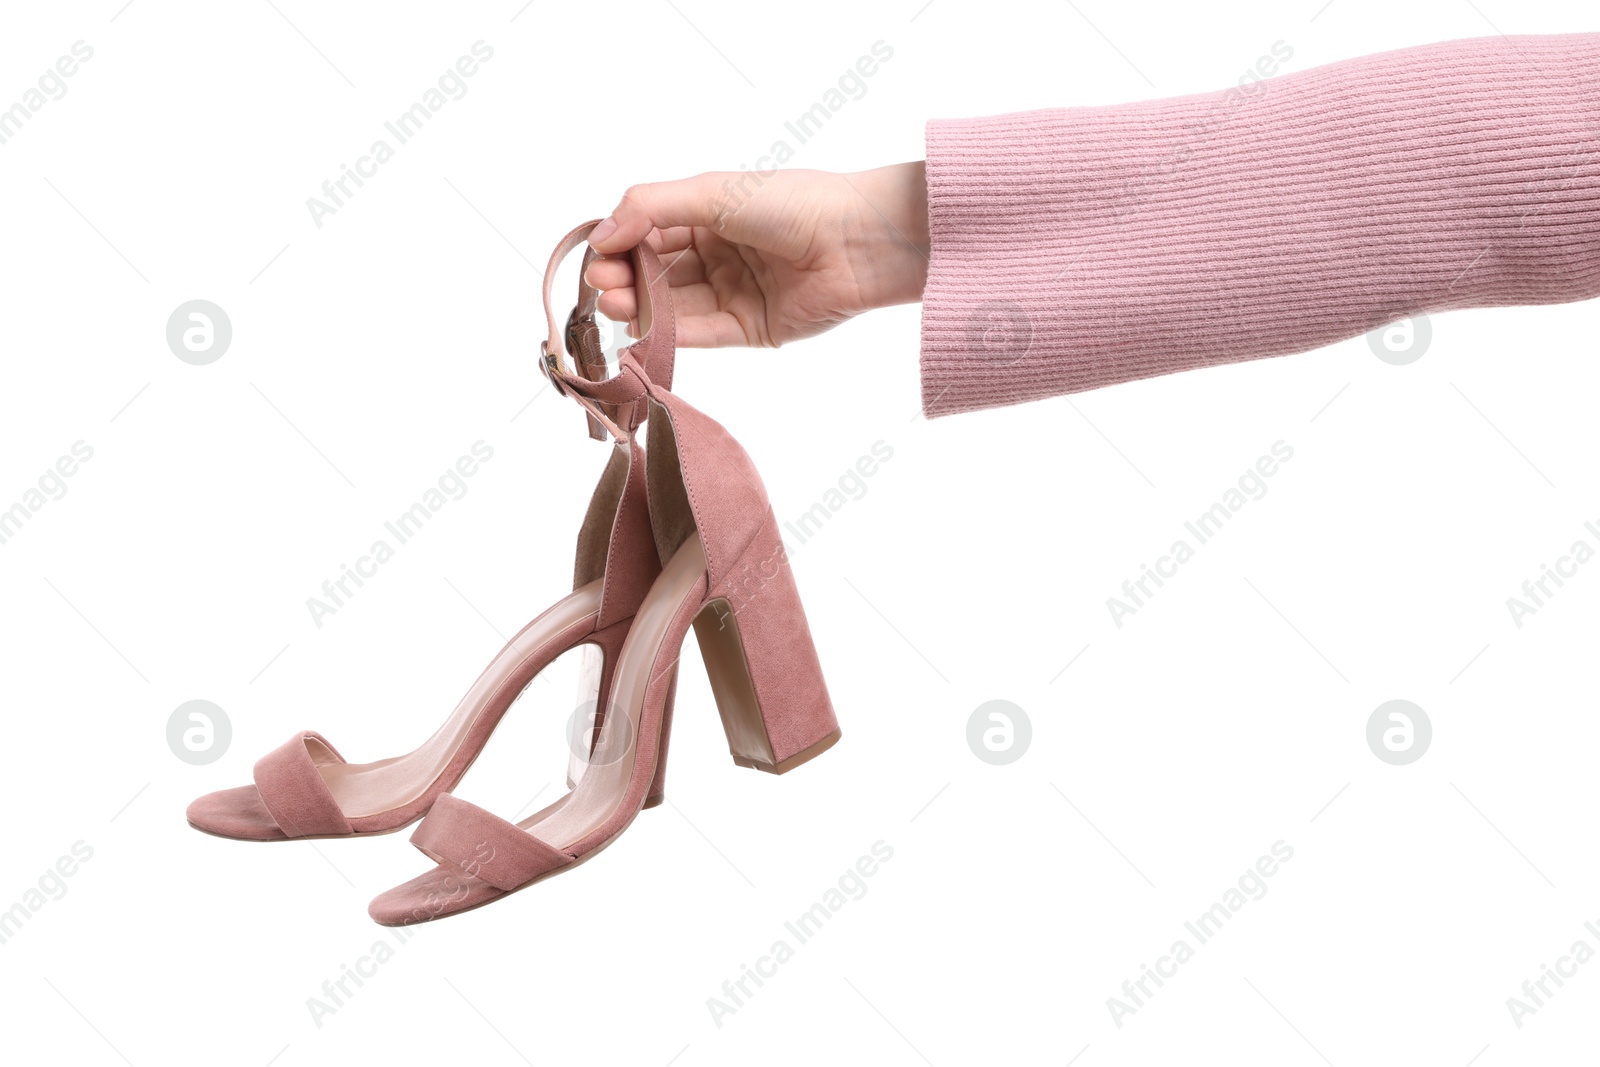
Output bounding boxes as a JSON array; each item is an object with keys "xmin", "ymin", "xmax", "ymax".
[{"xmin": 918, "ymin": 33, "xmax": 1600, "ymax": 417}]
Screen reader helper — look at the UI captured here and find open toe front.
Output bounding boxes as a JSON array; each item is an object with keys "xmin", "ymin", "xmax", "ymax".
[{"xmin": 186, "ymin": 785, "xmax": 289, "ymax": 841}]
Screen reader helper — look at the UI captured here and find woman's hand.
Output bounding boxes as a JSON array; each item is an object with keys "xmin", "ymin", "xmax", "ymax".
[{"xmin": 584, "ymin": 161, "xmax": 929, "ymax": 348}]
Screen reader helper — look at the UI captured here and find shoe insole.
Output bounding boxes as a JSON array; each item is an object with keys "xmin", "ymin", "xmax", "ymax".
[
  {"xmin": 520, "ymin": 533, "xmax": 707, "ymax": 849},
  {"xmin": 319, "ymin": 580, "xmax": 605, "ymax": 818}
]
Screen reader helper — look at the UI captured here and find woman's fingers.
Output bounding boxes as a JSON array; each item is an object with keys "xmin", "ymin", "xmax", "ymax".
[
  {"xmin": 652, "ymin": 226, "xmax": 697, "ymax": 253},
  {"xmin": 668, "ymin": 281, "xmax": 729, "ymax": 319},
  {"xmin": 591, "ymin": 174, "xmax": 728, "ymax": 253},
  {"xmin": 596, "ymin": 287, "xmax": 638, "ymax": 324},
  {"xmin": 676, "ymin": 309, "xmax": 756, "ymax": 348},
  {"xmin": 601, "ymin": 281, "xmax": 721, "ymax": 330},
  {"xmin": 587, "ymin": 241, "xmax": 714, "ymax": 333},
  {"xmin": 589, "ymin": 172, "xmax": 806, "ymax": 255},
  {"xmin": 624, "ymin": 308, "xmax": 750, "ymax": 348},
  {"xmin": 596, "ymin": 281, "xmax": 753, "ymax": 349},
  {"xmin": 656, "ymin": 247, "xmax": 708, "ymax": 287},
  {"xmin": 585, "ymin": 245, "xmax": 708, "ymax": 292},
  {"xmin": 584, "ymin": 256, "xmax": 634, "ymax": 291}
]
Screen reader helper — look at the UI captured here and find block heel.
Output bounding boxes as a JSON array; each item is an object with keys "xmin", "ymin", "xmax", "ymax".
[{"xmin": 694, "ymin": 516, "xmax": 840, "ymax": 773}]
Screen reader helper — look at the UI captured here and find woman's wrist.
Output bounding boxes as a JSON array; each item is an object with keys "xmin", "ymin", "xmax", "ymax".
[{"xmin": 844, "ymin": 160, "xmax": 929, "ymax": 309}]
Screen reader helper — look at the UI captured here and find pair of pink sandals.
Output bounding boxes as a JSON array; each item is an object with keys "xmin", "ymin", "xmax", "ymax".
[{"xmin": 186, "ymin": 221, "xmax": 841, "ymax": 926}]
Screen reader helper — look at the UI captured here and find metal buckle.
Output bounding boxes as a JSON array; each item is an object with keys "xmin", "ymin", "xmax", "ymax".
[{"xmin": 538, "ymin": 338, "xmax": 568, "ymax": 396}]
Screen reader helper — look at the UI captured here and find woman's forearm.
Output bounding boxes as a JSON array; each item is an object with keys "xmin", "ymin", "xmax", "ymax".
[{"xmin": 918, "ymin": 33, "xmax": 1600, "ymax": 416}]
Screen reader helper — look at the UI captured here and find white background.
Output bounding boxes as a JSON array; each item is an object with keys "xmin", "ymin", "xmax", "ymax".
[{"xmin": 1, "ymin": 1, "xmax": 1596, "ymax": 1064}]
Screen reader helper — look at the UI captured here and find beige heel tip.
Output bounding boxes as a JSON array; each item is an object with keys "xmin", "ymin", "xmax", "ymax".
[{"xmin": 731, "ymin": 729, "xmax": 841, "ymax": 775}]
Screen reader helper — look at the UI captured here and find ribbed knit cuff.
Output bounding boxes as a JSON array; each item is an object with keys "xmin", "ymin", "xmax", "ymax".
[{"xmin": 919, "ymin": 33, "xmax": 1600, "ymax": 417}]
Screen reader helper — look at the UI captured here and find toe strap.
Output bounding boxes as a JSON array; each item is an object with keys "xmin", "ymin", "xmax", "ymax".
[
  {"xmin": 252, "ymin": 731, "xmax": 353, "ymax": 838},
  {"xmin": 409, "ymin": 794, "xmax": 572, "ymax": 893}
]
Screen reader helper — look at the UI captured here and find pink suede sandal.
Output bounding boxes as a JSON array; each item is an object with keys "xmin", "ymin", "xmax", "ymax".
[
  {"xmin": 368, "ymin": 222, "xmax": 841, "ymax": 925},
  {"xmin": 185, "ymin": 225, "xmax": 681, "ymax": 842}
]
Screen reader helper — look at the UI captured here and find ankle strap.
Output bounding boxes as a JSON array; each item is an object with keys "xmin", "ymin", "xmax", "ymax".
[{"xmin": 541, "ymin": 220, "xmax": 676, "ymax": 440}]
